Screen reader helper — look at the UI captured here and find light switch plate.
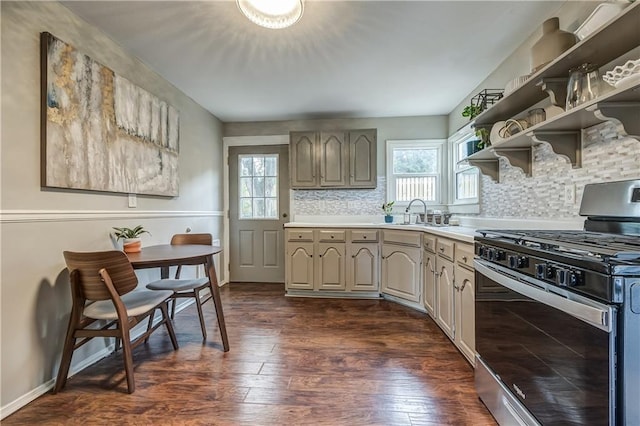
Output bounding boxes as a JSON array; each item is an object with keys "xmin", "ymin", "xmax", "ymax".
[{"xmin": 128, "ymin": 193, "xmax": 137, "ymax": 208}]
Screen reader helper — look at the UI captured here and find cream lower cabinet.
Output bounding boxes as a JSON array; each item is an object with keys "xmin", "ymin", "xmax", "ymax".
[
  {"xmin": 423, "ymin": 234, "xmax": 437, "ymax": 317},
  {"xmin": 286, "ymin": 242, "xmax": 315, "ymax": 290},
  {"xmin": 381, "ymin": 230, "xmax": 422, "ymax": 303},
  {"xmin": 454, "ymin": 243, "xmax": 476, "ymax": 365},
  {"xmin": 347, "ymin": 229, "xmax": 379, "ymax": 292},
  {"xmin": 435, "ymin": 237, "xmax": 455, "ymax": 339},
  {"xmin": 286, "ymin": 228, "xmax": 378, "ymax": 294}
]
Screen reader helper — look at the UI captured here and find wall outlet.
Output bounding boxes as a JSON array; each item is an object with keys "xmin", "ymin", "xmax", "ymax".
[
  {"xmin": 128, "ymin": 193, "xmax": 137, "ymax": 208},
  {"xmin": 564, "ymin": 184, "xmax": 576, "ymax": 205}
]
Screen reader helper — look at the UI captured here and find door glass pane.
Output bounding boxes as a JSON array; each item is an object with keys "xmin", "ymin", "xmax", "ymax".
[
  {"xmin": 240, "ymin": 178, "xmax": 252, "ymax": 197},
  {"xmin": 265, "ymin": 198, "xmax": 278, "ymax": 218},
  {"xmin": 240, "ymin": 198, "xmax": 252, "ymax": 218},
  {"xmin": 253, "ymin": 199, "xmax": 265, "ymax": 218},
  {"xmin": 265, "ymin": 157, "xmax": 277, "ymax": 176},
  {"xmin": 240, "ymin": 157, "xmax": 253, "ymax": 176},
  {"xmin": 238, "ymin": 154, "xmax": 279, "ymax": 219},
  {"xmin": 265, "ymin": 177, "xmax": 277, "ymax": 197}
]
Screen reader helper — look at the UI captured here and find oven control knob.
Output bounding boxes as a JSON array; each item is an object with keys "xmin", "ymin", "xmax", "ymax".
[
  {"xmin": 496, "ymin": 250, "xmax": 506, "ymax": 261},
  {"xmin": 556, "ymin": 268, "xmax": 568, "ymax": 286},
  {"xmin": 509, "ymin": 255, "xmax": 529, "ymax": 269},
  {"xmin": 487, "ymin": 248, "xmax": 496, "ymax": 261},
  {"xmin": 567, "ymin": 271, "xmax": 583, "ymax": 287},
  {"xmin": 478, "ymin": 246, "xmax": 486, "ymax": 257},
  {"xmin": 535, "ymin": 263, "xmax": 547, "ymax": 279}
]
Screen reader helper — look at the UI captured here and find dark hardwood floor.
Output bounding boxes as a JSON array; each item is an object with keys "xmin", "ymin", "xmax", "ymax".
[{"xmin": 5, "ymin": 283, "xmax": 495, "ymax": 425}]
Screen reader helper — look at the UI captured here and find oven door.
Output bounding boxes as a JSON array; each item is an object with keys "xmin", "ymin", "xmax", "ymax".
[{"xmin": 474, "ymin": 259, "xmax": 617, "ymax": 426}]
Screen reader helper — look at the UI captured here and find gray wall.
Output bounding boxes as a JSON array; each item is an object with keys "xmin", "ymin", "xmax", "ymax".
[{"xmin": 1, "ymin": 2, "xmax": 224, "ymax": 413}]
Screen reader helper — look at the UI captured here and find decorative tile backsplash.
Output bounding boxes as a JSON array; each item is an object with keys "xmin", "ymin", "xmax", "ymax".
[
  {"xmin": 479, "ymin": 121, "xmax": 640, "ymax": 218},
  {"xmin": 292, "ymin": 178, "xmax": 386, "ymax": 217},
  {"xmin": 292, "ymin": 121, "xmax": 640, "ymax": 220}
]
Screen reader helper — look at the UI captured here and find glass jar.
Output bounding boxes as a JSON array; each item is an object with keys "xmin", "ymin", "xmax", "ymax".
[{"xmin": 566, "ymin": 63, "xmax": 600, "ymax": 110}]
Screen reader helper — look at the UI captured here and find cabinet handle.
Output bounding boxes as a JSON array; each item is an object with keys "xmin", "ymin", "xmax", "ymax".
[
  {"xmin": 460, "ymin": 281, "xmax": 467, "ymax": 292},
  {"xmin": 319, "ymin": 254, "xmax": 322, "ymax": 257},
  {"xmin": 331, "ymin": 235, "xmax": 334, "ymax": 239},
  {"xmin": 352, "ymin": 255, "xmax": 355, "ymax": 258},
  {"xmin": 462, "ymin": 256, "xmax": 468, "ymax": 262},
  {"xmin": 439, "ymin": 247, "xmax": 445, "ymax": 252},
  {"xmin": 453, "ymin": 284, "xmax": 460, "ymax": 291},
  {"xmin": 363, "ymin": 236, "xmax": 367, "ymax": 239}
]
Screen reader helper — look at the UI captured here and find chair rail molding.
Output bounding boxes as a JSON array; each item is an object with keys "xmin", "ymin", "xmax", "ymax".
[{"xmin": 0, "ymin": 210, "xmax": 224, "ymax": 223}]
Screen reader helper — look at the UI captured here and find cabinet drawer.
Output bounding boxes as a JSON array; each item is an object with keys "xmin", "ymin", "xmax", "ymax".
[
  {"xmin": 288, "ymin": 230, "xmax": 314, "ymax": 242},
  {"xmin": 382, "ymin": 230, "xmax": 421, "ymax": 247},
  {"xmin": 350, "ymin": 230, "xmax": 378, "ymax": 242},
  {"xmin": 436, "ymin": 238, "xmax": 454, "ymax": 260},
  {"xmin": 423, "ymin": 234, "xmax": 437, "ymax": 253},
  {"xmin": 455, "ymin": 243, "xmax": 474, "ymax": 270},
  {"xmin": 318, "ymin": 230, "xmax": 346, "ymax": 242}
]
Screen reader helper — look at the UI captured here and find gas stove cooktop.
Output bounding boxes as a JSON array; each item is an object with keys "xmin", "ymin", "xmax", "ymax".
[{"xmin": 477, "ymin": 229, "xmax": 640, "ymax": 262}]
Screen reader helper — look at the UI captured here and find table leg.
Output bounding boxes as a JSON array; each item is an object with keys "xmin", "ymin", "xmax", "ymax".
[
  {"xmin": 160, "ymin": 266, "xmax": 170, "ymax": 279},
  {"xmin": 206, "ymin": 255, "xmax": 229, "ymax": 351}
]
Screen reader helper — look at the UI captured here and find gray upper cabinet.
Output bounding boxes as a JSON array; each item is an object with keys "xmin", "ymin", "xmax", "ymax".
[
  {"xmin": 319, "ymin": 131, "xmax": 348, "ymax": 187},
  {"xmin": 290, "ymin": 131, "xmax": 318, "ymax": 188},
  {"xmin": 348, "ymin": 129, "xmax": 377, "ymax": 188},
  {"xmin": 290, "ymin": 129, "xmax": 377, "ymax": 189}
]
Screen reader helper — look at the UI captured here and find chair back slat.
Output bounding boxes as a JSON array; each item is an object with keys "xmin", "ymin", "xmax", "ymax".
[
  {"xmin": 171, "ymin": 233, "xmax": 212, "ymax": 246},
  {"xmin": 63, "ymin": 251, "xmax": 138, "ymax": 301}
]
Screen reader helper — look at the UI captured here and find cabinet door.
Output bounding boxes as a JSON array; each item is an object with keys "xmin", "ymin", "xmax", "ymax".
[
  {"xmin": 316, "ymin": 243, "xmax": 346, "ymax": 290},
  {"xmin": 423, "ymin": 251, "xmax": 437, "ymax": 317},
  {"xmin": 454, "ymin": 265, "xmax": 476, "ymax": 365},
  {"xmin": 319, "ymin": 131, "xmax": 347, "ymax": 187},
  {"xmin": 348, "ymin": 129, "xmax": 377, "ymax": 188},
  {"xmin": 381, "ymin": 245, "xmax": 421, "ymax": 302},
  {"xmin": 290, "ymin": 132, "xmax": 318, "ymax": 188},
  {"xmin": 347, "ymin": 243, "xmax": 379, "ymax": 292},
  {"xmin": 286, "ymin": 243, "xmax": 314, "ymax": 290},
  {"xmin": 436, "ymin": 256, "xmax": 455, "ymax": 339}
]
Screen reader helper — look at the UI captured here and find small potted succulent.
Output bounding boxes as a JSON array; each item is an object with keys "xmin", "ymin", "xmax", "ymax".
[
  {"xmin": 113, "ymin": 225, "xmax": 150, "ymax": 253},
  {"xmin": 382, "ymin": 201, "xmax": 395, "ymax": 223}
]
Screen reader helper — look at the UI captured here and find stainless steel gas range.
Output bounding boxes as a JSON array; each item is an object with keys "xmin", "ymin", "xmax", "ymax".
[{"xmin": 473, "ymin": 179, "xmax": 640, "ymax": 426}]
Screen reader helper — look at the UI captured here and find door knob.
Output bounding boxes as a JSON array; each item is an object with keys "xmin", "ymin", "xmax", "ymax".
[{"xmin": 282, "ymin": 213, "xmax": 288, "ymax": 218}]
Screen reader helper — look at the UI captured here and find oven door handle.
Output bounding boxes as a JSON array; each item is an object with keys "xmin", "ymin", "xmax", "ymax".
[{"xmin": 475, "ymin": 259, "xmax": 614, "ymax": 333}]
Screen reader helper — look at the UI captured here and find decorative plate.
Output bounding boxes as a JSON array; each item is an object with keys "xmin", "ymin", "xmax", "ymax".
[{"xmin": 603, "ymin": 59, "xmax": 640, "ymax": 87}]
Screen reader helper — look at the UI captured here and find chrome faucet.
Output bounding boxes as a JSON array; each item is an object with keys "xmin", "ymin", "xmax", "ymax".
[{"xmin": 405, "ymin": 199, "xmax": 427, "ymax": 223}]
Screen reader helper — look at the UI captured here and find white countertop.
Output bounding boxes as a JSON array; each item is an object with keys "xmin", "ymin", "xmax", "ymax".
[
  {"xmin": 285, "ymin": 222, "xmax": 480, "ymax": 243},
  {"xmin": 285, "ymin": 215, "xmax": 585, "ymax": 244}
]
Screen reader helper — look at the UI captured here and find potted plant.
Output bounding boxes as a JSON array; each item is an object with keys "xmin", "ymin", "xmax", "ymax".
[
  {"xmin": 113, "ymin": 225, "xmax": 150, "ymax": 253},
  {"xmin": 382, "ymin": 201, "xmax": 395, "ymax": 223},
  {"xmin": 461, "ymin": 104, "xmax": 483, "ymax": 121}
]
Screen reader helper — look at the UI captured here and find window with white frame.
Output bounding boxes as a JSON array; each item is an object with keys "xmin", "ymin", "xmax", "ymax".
[
  {"xmin": 238, "ymin": 154, "xmax": 279, "ymax": 219},
  {"xmin": 449, "ymin": 130, "xmax": 479, "ymax": 205},
  {"xmin": 386, "ymin": 140, "xmax": 446, "ymax": 206}
]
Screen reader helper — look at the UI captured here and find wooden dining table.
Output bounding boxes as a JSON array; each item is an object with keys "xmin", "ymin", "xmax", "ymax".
[{"xmin": 126, "ymin": 244, "xmax": 229, "ymax": 352}]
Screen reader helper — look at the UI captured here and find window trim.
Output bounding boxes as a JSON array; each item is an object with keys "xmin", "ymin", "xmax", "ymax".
[
  {"xmin": 448, "ymin": 125, "xmax": 480, "ymax": 213},
  {"xmin": 385, "ymin": 139, "xmax": 447, "ymax": 208}
]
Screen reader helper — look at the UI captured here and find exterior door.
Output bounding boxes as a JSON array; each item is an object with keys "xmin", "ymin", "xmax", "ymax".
[{"xmin": 229, "ymin": 145, "xmax": 289, "ymax": 282}]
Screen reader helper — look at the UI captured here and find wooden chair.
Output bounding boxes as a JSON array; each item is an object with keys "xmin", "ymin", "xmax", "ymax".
[
  {"xmin": 145, "ymin": 233, "xmax": 213, "ymax": 340},
  {"xmin": 55, "ymin": 250, "xmax": 178, "ymax": 394}
]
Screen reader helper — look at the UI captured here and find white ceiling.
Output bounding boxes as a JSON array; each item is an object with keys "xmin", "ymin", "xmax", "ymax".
[{"xmin": 62, "ymin": 1, "xmax": 566, "ymax": 123}]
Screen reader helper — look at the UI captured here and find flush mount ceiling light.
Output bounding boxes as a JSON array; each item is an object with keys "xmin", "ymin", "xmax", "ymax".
[{"xmin": 237, "ymin": 0, "xmax": 304, "ymax": 29}]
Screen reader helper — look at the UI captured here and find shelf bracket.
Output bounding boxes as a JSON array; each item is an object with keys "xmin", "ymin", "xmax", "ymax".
[
  {"xmin": 467, "ymin": 159, "xmax": 499, "ymax": 182},
  {"xmin": 538, "ymin": 78, "xmax": 568, "ymax": 110},
  {"xmin": 588, "ymin": 102, "xmax": 640, "ymax": 139},
  {"xmin": 492, "ymin": 147, "xmax": 532, "ymax": 176},
  {"xmin": 531, "ymin": 130, "xmax": 582, "ymax": 168}
]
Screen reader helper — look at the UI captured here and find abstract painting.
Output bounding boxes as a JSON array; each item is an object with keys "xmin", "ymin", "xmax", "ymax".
[{"xmin": 40, "ymin": 32, "xmax": 179, "ymax": 196}]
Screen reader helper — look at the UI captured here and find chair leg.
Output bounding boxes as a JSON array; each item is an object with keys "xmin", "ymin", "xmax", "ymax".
[
  {"xmin": 144, "ymin": 309, "xmax": 155, "ymax": 344},
  {"xmin": 194, "ymin": 288, "xmax": 207, "ymax": 341},
  {"xmin": 160, "ymin": 303, "xmax": 179, "ymax": 350},
  {"xmin": 170, "ymin": 297, "xmax": 177, "ymax": 320},
  {"xmin": 53, "ymin": 324, "xmax": 77, "ymax": 394},
  {"xmin": 120, "ymin": 325, "xmax": 135, "ymax": 394}
]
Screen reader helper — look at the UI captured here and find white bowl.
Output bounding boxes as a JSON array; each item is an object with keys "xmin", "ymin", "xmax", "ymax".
[
  {"xmin": 504, "ymin": 75, "xmax": 529, "ymax": 95},
  {"xmin": 603, "ymin": 59, "xmax": 640, "ymax": 87}
]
